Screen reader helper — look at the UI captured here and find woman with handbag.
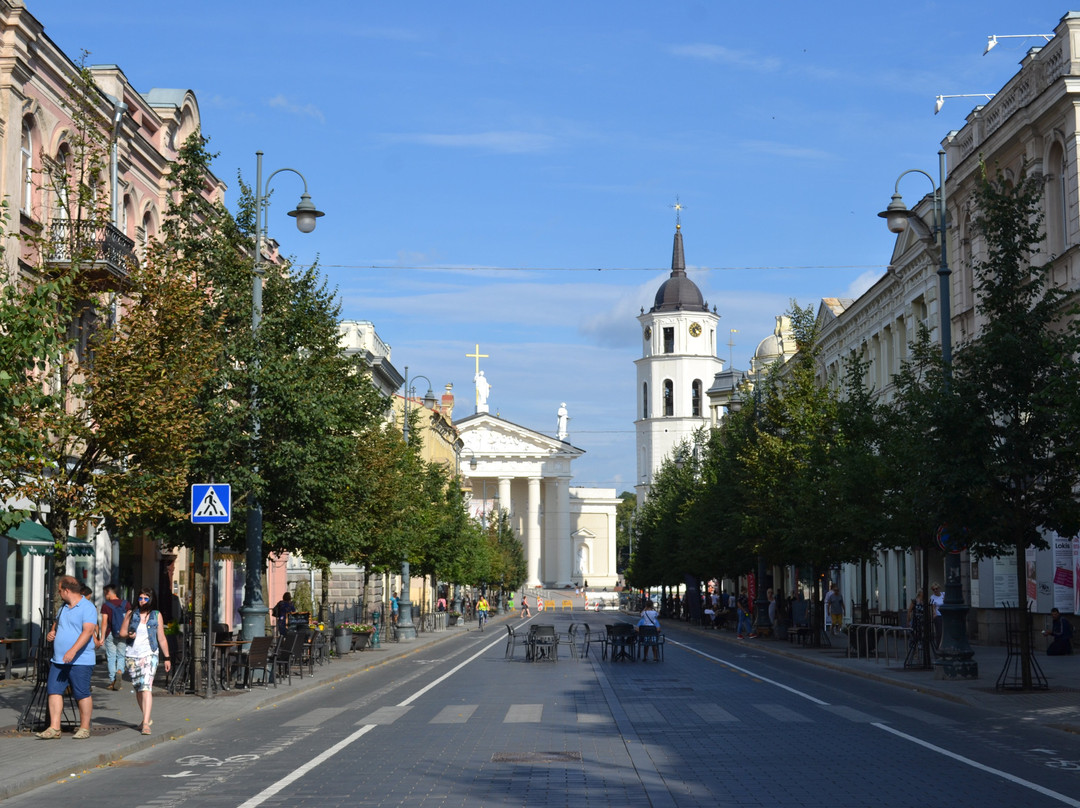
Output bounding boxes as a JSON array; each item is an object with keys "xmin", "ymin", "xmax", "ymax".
[{"xmin": 119, "ymin": 587, "xmax": 170, "ymax": 735}]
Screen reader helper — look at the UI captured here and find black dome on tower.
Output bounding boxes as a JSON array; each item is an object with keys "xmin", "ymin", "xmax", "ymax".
[{"xmin": 651, "ymin": 225, "xmax": 706, "ymax": 313}]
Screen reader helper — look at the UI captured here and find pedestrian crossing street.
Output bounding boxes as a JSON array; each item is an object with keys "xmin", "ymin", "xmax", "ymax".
[{"xmin": 281, "ymin": 701, "xmax": 939, "ymax": 728}]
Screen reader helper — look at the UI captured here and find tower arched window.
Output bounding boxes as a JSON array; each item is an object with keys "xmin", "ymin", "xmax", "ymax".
[
  {"xmin": 663, "ymin": 379, "xmax": 673, "ymax": 417},
  {"xmin": 691, "ymin": 379, "xmax": 702, "ymax": 417},
  {"xmin": 20, "ymin": 120, "xmax": 33, "ymax": 214},
  {"xmin": 642, "ymin": 382, "xmax": 649, "ymax": 419}
]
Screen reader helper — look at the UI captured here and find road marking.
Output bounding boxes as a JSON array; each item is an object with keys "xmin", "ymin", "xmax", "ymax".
[
  {"xmin": 689, "ymin": 703, "xmax": 738, "ymax": 723},
  {"xmin": 355, "ymin": 705, "xmax": 411, "ymax": 725},
  {"xmin": 577, "ymin": 712, "xmax": 612, "ymax": 724},
  {"xmin": 873, "ymin": 722, "xmax": 1080, "ymax": 807},
  {"xmin": 504, "ymin": 703, "xmax": 543, "ymax": 723},
  {"xmin": 283, "ymin": 707, "xmax": 346, "ymax": 727},
  {"xmin": 820, "ymin": 704, "xmax": 882, "ymax": 723},
  {"xmin": 431, "ymin": 704, "xmax": 478, "ymax": 723},
  {"xmin": 669, "ymin": 639, "xmax": 830, "ymax": 705},
  {"xmin": 754, "ymin": 703, "xmax": 811, "ymax": 722},
  {"xmin": 238, "ymin": 633, "xmax": 506, "ymax": 808}
]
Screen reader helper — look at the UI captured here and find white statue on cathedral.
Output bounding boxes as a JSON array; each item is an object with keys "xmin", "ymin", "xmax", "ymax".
[
  {"xmin": 557, "ymin": 402, "xmax": 569, "ymax": 441},
  {"xmin": 475, "ymin": 370, "xmax": 491, "ymax": 413}
]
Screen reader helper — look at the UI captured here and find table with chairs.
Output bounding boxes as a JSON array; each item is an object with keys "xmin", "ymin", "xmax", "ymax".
[{"xmin": 526, "ymin": 625, "xmax": 559, "ymax": 662}]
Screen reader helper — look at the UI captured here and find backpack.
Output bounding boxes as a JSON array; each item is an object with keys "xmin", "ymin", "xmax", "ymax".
[{"xmin": 104, "ymin": 599, "xmax": 129, "ymax": 638}]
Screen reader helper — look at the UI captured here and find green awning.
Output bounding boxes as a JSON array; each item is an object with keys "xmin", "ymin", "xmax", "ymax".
[{"xmin": 3, "ymin": 520, "xmax": 94, "ymax": 556}]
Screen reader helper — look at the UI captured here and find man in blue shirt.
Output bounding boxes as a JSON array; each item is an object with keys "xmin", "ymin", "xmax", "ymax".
[{"xmin": 38, "ymin": 576, "xmax": 98, "ymax": 739}]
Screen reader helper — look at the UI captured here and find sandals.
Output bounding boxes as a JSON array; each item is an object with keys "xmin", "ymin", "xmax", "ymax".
[
  {"xmin": 36, "ymin": 727, "xmax": 61, "ymax": 740},
  {"xmin": 140, "ymin": 723, "xmax": 152, "ymax": 735},
  {"xmin": 72, "ymin": 727, "xmax": 91, "ymax": 740}
]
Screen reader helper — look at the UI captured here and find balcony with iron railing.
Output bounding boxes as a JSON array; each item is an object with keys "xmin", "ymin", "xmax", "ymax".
[{"xmin": 45, "ymin": 218, "xmax": 136, "ymax": 287}]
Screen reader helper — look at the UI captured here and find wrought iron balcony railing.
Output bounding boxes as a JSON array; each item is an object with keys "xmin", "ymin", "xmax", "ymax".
[{"xmin": 45, "ymin": 218, "xmax": 136, "ymax": 285}]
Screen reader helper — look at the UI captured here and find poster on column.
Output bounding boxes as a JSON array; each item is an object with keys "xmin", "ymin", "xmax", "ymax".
[
  {"xmin": 1026, "ymin": 545, "xmax": 1037, "ymax": 611},
  {"xmin": 1052, "ymin": 534, "xmax": 1074, "ymax": 612},
  {"xmin": 1074, "ymin": 538, "xmax": 1080, "ymax": 615},
  {"xmin": 993, "ymin": 551, "xmax": 1018, "ymax": 607},
  {"xmin": 969, "ymin": 557, "xmax": 980, "ymax": 608}
]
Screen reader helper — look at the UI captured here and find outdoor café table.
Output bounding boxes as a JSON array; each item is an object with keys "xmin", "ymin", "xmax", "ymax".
[
  {"xmin": 212, "ymin": 641, "xmax": 246, "ymax": 690},
  {"xmin": 0, "ymin": 637, "xmax": 27, "ymax": 680},
  {"xmin": 527, "ymin": 625, "xmax": 558, "ymax": 662},
  {"xmin": 608, "ymin": 624, "xmax": 636, "ymax": 662}
]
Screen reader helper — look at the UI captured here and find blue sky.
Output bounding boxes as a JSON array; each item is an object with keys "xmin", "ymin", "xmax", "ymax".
[{"xmin": 39, "ymin": 0, "xmax": 1066, "ymax": 491}]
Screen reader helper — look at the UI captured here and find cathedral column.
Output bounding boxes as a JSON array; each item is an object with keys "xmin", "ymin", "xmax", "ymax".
[
  {"xmin": 526, "ymin": 477, "xmax": 542, "ymax": 586},
  {"xmin": 497, "ymin": 477, "xmax": 512, "ymax": 516},
  {"xmin": 556, "ymin": 476, "xmax": 572, "ymax": 586}
]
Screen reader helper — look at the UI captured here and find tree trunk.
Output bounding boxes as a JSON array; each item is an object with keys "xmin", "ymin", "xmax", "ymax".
[
  {"xmin": 320, "ymin": 566, "xmax": 331, "ymax": 622},
  {"xmin": 1014, "ymin": 542, "xmax": 1032, "ymax": 689}
]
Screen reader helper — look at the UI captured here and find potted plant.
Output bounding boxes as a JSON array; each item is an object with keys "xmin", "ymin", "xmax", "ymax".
[
  {"xmin": 344, "ymin": 623, "xmax": 374, "ymax": 651},
  {"xmin": 333, "ymin": 623, "xmax": 353, "ymax": 655},
  {"xmin": 448, "ymin": 611, "xmax": 462, "ymax": 626}
]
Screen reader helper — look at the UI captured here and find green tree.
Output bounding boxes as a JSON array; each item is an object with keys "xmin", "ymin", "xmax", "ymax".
[
  {"xmin": 952, "ymin": 166, "xmax": 1080, "ymax": 687},
  {"xmin": 615, "ymin": 491, "xmax": 636, "ymax": 573}
]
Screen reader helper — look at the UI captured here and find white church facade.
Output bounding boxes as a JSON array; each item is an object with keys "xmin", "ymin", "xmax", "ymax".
[
  {"xmin": 457, "ymin": 398, "xmax": 619, "ymax": 589},
  {"xmin": 635, "ymin": 223, "xmax": 725, "ymax": 501}
]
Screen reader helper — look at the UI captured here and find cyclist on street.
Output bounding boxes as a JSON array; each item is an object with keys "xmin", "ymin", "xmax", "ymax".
[{"xmin": 477, "ymin": 594, "xmax": 490, "ymax": 631}]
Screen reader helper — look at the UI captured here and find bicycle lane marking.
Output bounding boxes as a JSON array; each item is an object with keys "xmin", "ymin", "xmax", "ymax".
[
  {"xmin": 236, "ymin": 631, "xmax": 507, "ymax": 808},
  {"xmin": 674, "ymin": 638, "xmax": 1080, "ymax": 807}
]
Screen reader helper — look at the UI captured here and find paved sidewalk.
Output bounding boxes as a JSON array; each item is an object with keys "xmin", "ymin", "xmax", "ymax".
[{"xmin": 0, "ymin": 622, "xmax": 479, "ymax": 800}]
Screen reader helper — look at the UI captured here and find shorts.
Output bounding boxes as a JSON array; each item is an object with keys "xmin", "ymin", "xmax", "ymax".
[
  {"xmin": 125, "ymin": 653, "xmax": 160, "ymax": 691},
  {"xmin": 47, "ymin": 663, "xmax": 93, "ymax": 700},
  {"xmin": 830, "ymin": 613, "xmax": 843, "ymax": 626}
]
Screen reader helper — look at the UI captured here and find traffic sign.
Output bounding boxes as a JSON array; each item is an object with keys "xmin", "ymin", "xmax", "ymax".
[{"xmin": 191, "ymin": 484, "xmax": 231, "ymax": 524}]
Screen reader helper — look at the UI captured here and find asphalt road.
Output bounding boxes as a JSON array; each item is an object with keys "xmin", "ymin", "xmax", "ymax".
[{"xmin": 8, "ymin": 615, "xmax": 1080, "ymax": 808}]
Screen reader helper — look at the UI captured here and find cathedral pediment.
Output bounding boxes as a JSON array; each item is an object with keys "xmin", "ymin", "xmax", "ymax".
[{"xmin": 456, "ymin": 413, "xmax": 584, "ymax": 458}]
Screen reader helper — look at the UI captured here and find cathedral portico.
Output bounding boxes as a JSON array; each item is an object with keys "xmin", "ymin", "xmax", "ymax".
[{"xmin": 456, "ymin": 410, "xmax": 617, "ymax": 588}]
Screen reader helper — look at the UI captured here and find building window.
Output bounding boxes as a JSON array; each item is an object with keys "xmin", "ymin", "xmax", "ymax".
[
  {"xmin": 642, "ymin": 382, "xmax": 649, "ymax": 419},
  {"xmin": 1048, "ymin": 143, "xmax": 1068, "ymax": 255},
  {"xmin": 663, "ymin": 379, "xmax": 673, "ymax": 416},
  {"xmin": 20, "ymin": 120, "xmax": 33, "ymax": 214},
  {"xmin": 663, "ymin": 327, "xmax": 675, "ymax": 354},
  {"xmin": 691, "ymin": 379, "xmax": 702, "ymax": 417}
]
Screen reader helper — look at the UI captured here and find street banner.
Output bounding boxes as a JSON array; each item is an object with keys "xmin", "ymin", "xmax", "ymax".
[
  {"xmin": 1052, "ymin": 534, "xmax": 1074, "ymax": 612},
  {"xmin": 1025, "ymin": 545, "xmax": 1037, "ymax": 611}
]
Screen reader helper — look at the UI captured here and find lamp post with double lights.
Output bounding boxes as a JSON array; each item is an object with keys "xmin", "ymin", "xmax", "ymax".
[
  {"xmin": 396, "ymin": 368, "xmax": 437, "ymax": 641},
  {"xmin": 878, "ymin": 150, "xmax": 977, "ymax": 679},
  {"xmin": 240, "ymin": 151, "xmax": 324, "ymax": 643}
]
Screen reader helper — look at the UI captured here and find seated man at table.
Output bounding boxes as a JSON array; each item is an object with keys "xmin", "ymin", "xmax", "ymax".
[{"xmin": 1045, "ymin": 608, "xmax": 1074, "ymax": 656}]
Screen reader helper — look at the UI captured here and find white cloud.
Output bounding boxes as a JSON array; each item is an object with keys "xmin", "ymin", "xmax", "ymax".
[
  {"xmin": 846, "ymin": 268, "xmax": 886, "ymax": 300},
  {"xmin": 267, "ymin": 94, "xmax": 326, "ymax": 123},
  {"xmin": 668, "ymin": 43, "xmax": 782, "ymax": 72},
  {"xmin": 382, "ymin": 131, "xmax": 557, "ymax": 154}
]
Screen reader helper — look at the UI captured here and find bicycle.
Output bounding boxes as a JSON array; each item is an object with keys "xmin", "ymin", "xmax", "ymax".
[{"xmin": 478, "ymin": 609, "xmax": 488, "ymax": 631}]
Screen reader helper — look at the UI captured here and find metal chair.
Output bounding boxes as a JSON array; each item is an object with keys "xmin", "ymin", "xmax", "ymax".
[
  {"xmin": 238, "ymin": 636, "xmax": 275, "ymax": 688},
  {"xmin": 637, "ymin": 626, "xmax": 664, "ymax": 661},
  {"xmin": 528, "ymin": 625, "xmax": 558, "ymax": 662},
  {"xmin": 504, "ymin": 625, "xmax": 529, "ymax": 659}
]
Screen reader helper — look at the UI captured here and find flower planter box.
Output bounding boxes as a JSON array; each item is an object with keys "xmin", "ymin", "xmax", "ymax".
[
  {"xmin": 352, "ymin": 631, "xmax": 373, "ymax": 651},
  {"xmin": 333, "ymin": 628, "xmax": 352, "ymax": 655}
]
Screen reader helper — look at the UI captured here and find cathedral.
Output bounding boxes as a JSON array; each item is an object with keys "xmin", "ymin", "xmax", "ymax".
[{"xmin": 635, "ymin": 223, "xmax": 724, "ymax": 502}]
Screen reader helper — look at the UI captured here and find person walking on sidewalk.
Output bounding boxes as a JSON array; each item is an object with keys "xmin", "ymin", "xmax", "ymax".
[
  {"xmin": 929, "ymin": 583, "xmax": 944, "ymax": 649},
  {"xmin": 735, "ymin": 592, "xmax": 755, "ymax": 639},
  {"xmin": 100, "ymin": 584, "xmax": 129, "ymax": 690},
  {"xmin": 520, "ymin": 594, "xmax": 531, "ymax": 618},
  {"xmin": 1045, "ymin": 608, "xmax": 1074, "ymax": 656},
  {"xmin": 120, "ymin": 587, "xmax": 171, "ymax": 735},
  {"xmin": 37, "ymin": 576, "xmax": 97, "ymax": 740},
  {"xmin": 826, "ymin": 583, "xmax": 845, "ymax": 635}
]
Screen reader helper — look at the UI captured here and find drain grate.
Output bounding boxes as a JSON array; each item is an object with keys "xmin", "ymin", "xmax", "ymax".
[{"xmin": 491, "ymin": 751, "xmax": 582, "ymax": 763}]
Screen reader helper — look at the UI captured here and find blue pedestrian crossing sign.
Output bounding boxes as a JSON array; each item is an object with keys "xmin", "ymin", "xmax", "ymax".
[{"xmin": 191, "ymin": 484, "xmax": 231, "ymax": 524}]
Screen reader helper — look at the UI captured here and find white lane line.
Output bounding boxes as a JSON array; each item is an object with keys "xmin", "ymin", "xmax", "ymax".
[
  {"xmin": 669, "ymin": 639, "xmax": 830, "ymax": 705},
  {"xmin": 237, "ymin": 632, "xmax": 506, "ymax": 808},
  {"xmin": 236, "ymin": 724, "xmax": 377, "ymax": 808},
  {"xmin": 872, "ymin": 722, "xmax": 1080, "ymax": 807}
]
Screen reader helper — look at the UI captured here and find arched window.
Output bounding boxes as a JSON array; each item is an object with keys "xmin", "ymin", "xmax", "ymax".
[
  {"xmin": 54, "ymin": 145, "xmax": 71, "ymax": 220},
  {"xmin": 691, "ymin": 379, "xmax": 702, "ymax": 417},
  {"xmin": 20, "ymin": 120, "xmax": 33, "ymax": 214},
  {"xmin": 663, "ymin": 379, "xmax": 673, "ymax": 417},
  {"xmin": 642, "ymin": 382, "xmax": 649, "ymax": 419}
]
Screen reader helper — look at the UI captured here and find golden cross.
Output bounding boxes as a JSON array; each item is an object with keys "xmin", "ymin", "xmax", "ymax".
[
  {"xmin": 466, "ymin": 344, "xmax": 488, "ymax": 376},
  {"xmin": 671, "ymin": 196, "xmax": 684, "ymax": 228}
]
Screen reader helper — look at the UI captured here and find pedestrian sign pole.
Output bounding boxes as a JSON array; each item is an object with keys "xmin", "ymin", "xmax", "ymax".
[{"xmin": 192, "ymin": 484, "xmax": 230, "ymax": 698}]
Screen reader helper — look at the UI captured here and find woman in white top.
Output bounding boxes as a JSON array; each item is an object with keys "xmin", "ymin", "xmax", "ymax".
[
  {"xmin": 637, "ymin": 600, "xmax": 662, "ymax": 660},
  {"xmin": 120, "ymin": 587, "xmax": 170, "ymax": 735}
]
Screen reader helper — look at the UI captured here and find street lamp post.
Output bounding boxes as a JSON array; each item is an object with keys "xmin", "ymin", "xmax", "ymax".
[
  {"xmin": 240, "ymin": 151, "xmax": 324, "ymax": 643},
  {"xmin": 879, "ymin": 150, "xmax": 977, "ymax": 679},
  {"xmin": 397, "ymin": 367, "xmax": 436, "ymax": 641}
]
